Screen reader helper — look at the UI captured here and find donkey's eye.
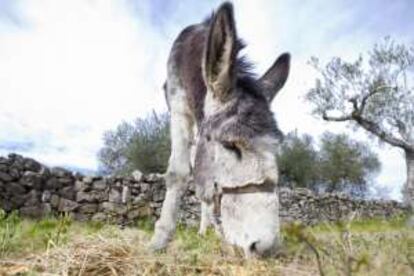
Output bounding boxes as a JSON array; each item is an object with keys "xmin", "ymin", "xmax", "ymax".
[{"xmin": 221, "ymin": 141, "xmax": 242, "ymax": 160}]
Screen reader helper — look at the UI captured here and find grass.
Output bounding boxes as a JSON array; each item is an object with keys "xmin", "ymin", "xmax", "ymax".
[{"xmin": 0, "ymin": 212, "xmax": 412, "ymax": 275}]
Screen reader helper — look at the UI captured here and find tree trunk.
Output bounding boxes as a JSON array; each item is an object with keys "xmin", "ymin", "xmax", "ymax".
[{"xmin": 403, "ymin": 150, "xmax": 414, "ymax": 213}]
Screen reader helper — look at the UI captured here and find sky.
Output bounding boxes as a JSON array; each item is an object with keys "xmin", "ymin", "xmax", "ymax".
[{"xmin": 0, "ymin": 0, "xmax": 413, "ymax": 200}]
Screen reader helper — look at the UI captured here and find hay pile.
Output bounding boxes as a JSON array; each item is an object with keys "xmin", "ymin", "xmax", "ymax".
[
  {"xmin": 0, "ymin": 227, "xmax": 315, "ymax": 276},
  {"xmin": 2, "ymin": 220, "xmax": 412, "ymax": 275}
]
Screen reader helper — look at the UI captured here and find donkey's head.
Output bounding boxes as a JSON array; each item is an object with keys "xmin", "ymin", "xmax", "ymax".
[{"xmin": 194, "ymin": 3, "xmax": 290, "ymax": 257}]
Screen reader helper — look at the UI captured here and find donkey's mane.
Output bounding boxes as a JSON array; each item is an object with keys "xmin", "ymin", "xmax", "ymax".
[{"xmin": 236, "ymin": 56, "xmax": 265, "ymax": 100}]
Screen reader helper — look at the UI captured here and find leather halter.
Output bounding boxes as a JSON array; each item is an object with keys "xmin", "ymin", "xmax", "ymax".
[{"xmin": 211, "ymin": 180, "xmax": 276, "ymax": 229}]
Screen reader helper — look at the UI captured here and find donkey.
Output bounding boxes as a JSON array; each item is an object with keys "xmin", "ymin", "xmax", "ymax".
[{"xmin": 150, "ymin": 2, "xmax": 290, "ymax": 257}]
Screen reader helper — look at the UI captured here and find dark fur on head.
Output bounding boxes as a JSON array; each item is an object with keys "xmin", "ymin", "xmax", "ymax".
[{"xmin": 168, "ymin": 2, "xmax": 279, "ymax": 125}]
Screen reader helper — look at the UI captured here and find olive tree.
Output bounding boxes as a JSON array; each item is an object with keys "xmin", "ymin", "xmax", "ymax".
[
  {"xmin": 278, "ymin": 131, "xmax": 380, "ymax": 196},
  {"xmin": 278, "ymin": 132, "xmax": 319, "ymax": 189},
  {"xmin": 98, "ymin": 112, "xmax": 170, "ymax": 175},
  {"xmin": 306, "ymin": 38, "xmax": 414, "ymax": 210},
  {"xmin": 318, "ymin": 132, "xmax": 380, "ymax": 196}
]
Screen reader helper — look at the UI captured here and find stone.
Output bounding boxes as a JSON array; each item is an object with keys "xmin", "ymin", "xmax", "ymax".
[
  {"xmin": 58, "ymin": 177, "xmax": 73, "ymax": 187},
  {"xmin": 39, "ymin": 167, "xmax": 51, "ymax": 177},
  {"xmin": 93, "ymin": 179, "xmax": 107, "ymax": 190},
  {"xmin": 78, "ymin": 203, "xmax": 99, "ymax": 214},
  {"xmin": 132, "ymin": 170, "xmax": 143, "ymax": 182},
  {"xmin": 83, "ymin": 176, "xmax": 94, "ymax": 184},
  {"xmin": 127, "ymin": 209, "xmax": 141, "ymax": 220},
  {"xmin": 145, "ymin": 173, "xmax": 163, "ymax": 182},
  {"xmin": 10, "ymin": 195, "xmax": 26, "ymax": 208},
  {"xmin": 59, "ymin": 186, "xmax": 75, "ymax": 200},
  {"xmin": 20, "ymin": 171, "xmax": 43, "ymax": 189},
  {"xmin": 108, "ymin": 188, "xmax": 122, "ymax": 203},
  {"xmin": 20, "ymin": 204, "xmax": 51, "ymax": 218},
  {"xmin": 105, "ymin": 177, "xmax": 115, "ymax": 186},
  {"xmin": 76, "ymin": 191, "xmax": 107, "ymax": 203},
  {"xmin": 153, "ymin": 189, "xmax": 165, "ymax": 202},
  {"xmin": 76, "ymin": 191, "xmax": 93, "ymax": 203},
  {"xmin": 45, "ymin": 177, "xmax": 62, "ymax": 190},
  {"xmin": 100, "ymin": 202, "xmax": 128, "ymax": 215},
  {"xmin": 122, "ymin": 186, "xmax": 130, "ymax": 203},
  {"xmin": 50, "ymin": 194, "xmax": 60, "ymax": 209},
  {"xmin": 58, "ymin": 198, "xmax": 78, "ymax": 212},
  {"xmin": 0, "ymin": 157, "xmax": 9, "ymax": 165},
  {"xmin": 50, "ymin": 167, "xmax": 71, "ymax": 178},
  {"xmin": 24, "ymin": 190, "xmax": 40, "ymax": 206},
  {"xmin": 91, "ymin": 212, "xmax": 107, "ymax": 222},
  {"xmin": 8, "ymin": 153, "xmax": 22, "ymax": 161},
  {"xmin": 7, "ymin": 182, "xmax": 26, "ymax": 195},
  {"xmin": 73, "ymin": 213, "xmax": 91, "ymax": 222},
  {"xmin": 130, "ymin": 187, "xmax": 140, "ymax": 196},
  {"xmin": 73, "ymin": 172, "xmax": 84, "ymax": 180},
  {"xmin": 140, "ymin": 183, "xmax": 150, "ymax": 193},
  {"xmin": 132, "ymin": 194, "xmax": 149, "ymax": 205},
  {"xmin": 74, "ymin": 180, "xmax": 88, "ymax": 192},
  {"xmin": 0, "ymin": 172, "xmax": 13, "ymax": 182},
  {"xmin": 24, "ymin": 158, "xmax": 42, "ymax": 172},
  {"xmin": 137, "ymin": 206, "xmax": 153, "ymax": 217},
  {"xmin": 1, "ymin": 200, "xmax": 13, "ymax": 212},
  {"xmin": 8, "ymin": 168, "xmax": 20, "ymax": 180}
]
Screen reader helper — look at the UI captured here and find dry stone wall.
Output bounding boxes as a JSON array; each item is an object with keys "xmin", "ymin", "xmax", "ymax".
[{"xmin": 0, "ymin": 154, "xmax": 408, "ymax": 226}]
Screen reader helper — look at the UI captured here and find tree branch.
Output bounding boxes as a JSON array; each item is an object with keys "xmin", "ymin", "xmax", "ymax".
[
  {"xmin": 352, "ymin": 114, "xmax": 412, "ymax": 150},
  {"xmin": 359, "ymin": 85, "xmax": 394, "ymax": 113},
  {"xmin": 394, "ymin": 118, "xmax": 412, "ymax": 143},
  {"xmin": 321, "ymin": 111, "xmax": 412, "ymax": 150},
  {"xmin": 322, "ymin": 112, "xmax": 352, "ymax": 122},
  {"xmin": 348, "ymin": 97, "xmax": 359, "ymax": 111}
]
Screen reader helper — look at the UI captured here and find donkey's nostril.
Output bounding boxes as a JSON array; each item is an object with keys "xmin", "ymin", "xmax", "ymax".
[
  {"xmin": 246, "ymin": 239, "xmax": 277, "ymax": 258},
  {"xmin": 249, "ymin": 241, "xmax": 258, "ymax": 253}
]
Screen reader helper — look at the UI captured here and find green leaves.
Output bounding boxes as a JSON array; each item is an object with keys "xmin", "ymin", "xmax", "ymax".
[
  {"xmin": 319, "ymin": 132, "xmax": 381, "ymax": 195},
  {"xmin": 306, "ymin": 37, "xmax": 414, "ymax": 149},
  {"xmin": 278, "ymin": 132, "xmax": 380, "ymax": 196},
  {"xmin": 278, "ymin": 132, "xmax": 319, "ymax": 188},
  {"xmin": 98, "ymin": 112, "xmax": 171, "ymax": 175}
]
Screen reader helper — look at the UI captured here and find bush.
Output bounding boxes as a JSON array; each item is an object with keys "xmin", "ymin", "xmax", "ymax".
[
  {"xmin": 98, "ymin": 112, "xmax": 170, "ymax": 175},
  {"xmin": 278, "ymin": 131, "xmax": 381, "ymax": 196},
  {"xmin": 319, "ymin": 132, "xmax": 381, "ymax": 195},
  {"xmin": 278, "ymin": 132, "xmax": 319, "ymax": 189}
]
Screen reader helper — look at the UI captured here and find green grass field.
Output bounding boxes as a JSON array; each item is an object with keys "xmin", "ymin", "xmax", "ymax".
[{"xmin": 0, "ymin": 211, "xmax": 413, "ymax": 275}]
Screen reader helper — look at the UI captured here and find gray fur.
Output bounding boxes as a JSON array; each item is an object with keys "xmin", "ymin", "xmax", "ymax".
[{"xmin": 150, "ymin": 2, "xmax": 290, "ymax": 257}]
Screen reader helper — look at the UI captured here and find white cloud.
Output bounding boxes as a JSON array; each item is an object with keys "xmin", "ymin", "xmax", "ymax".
[{"xmin": 0, "ymin": 0, "xmax": 169, "ymax": 168}]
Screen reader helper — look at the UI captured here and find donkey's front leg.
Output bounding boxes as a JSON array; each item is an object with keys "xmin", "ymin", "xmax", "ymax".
[
  {"xmin": 199, "ymin": 201, "xmax": 223, "ymax": 237},
  {"xmin": 149, "ymin": 112, "xmax": 193, "ymax": 251},
  {"xmin": 198, "ymin": 201, "xmax": 213, "ymax": 235}
]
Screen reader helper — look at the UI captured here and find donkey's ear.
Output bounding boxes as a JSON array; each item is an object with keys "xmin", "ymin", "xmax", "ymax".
[
  {"xmin": 203, "ymin": 2, "xmax": 237, "ymax": 102},
  {"xmin": 260, "ymin": 53, "xmax": 291, "ymax": 102}
]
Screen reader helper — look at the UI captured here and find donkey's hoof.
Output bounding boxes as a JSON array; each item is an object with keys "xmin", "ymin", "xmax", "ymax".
[
  {"xmin": 148, "ymin": 239, "xmax": 168, "ymax": 253},
  {"xmin": 148, "ymin": 231, "xmax": 171, "ymax": 252},
  {"xmin": 198, "ymin": 228, "xmax": 207, "ymax": 236}
]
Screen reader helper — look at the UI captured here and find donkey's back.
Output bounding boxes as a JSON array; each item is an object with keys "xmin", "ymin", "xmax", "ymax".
[{"xmin": 165, "ymin": 21, "xmax": 209, "ymax": 124}]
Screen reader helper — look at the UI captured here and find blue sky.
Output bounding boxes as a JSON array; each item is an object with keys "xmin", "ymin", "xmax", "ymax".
[{"xmin": 0, "ymin": 0, "xmax": 413, "ymax": 199}]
